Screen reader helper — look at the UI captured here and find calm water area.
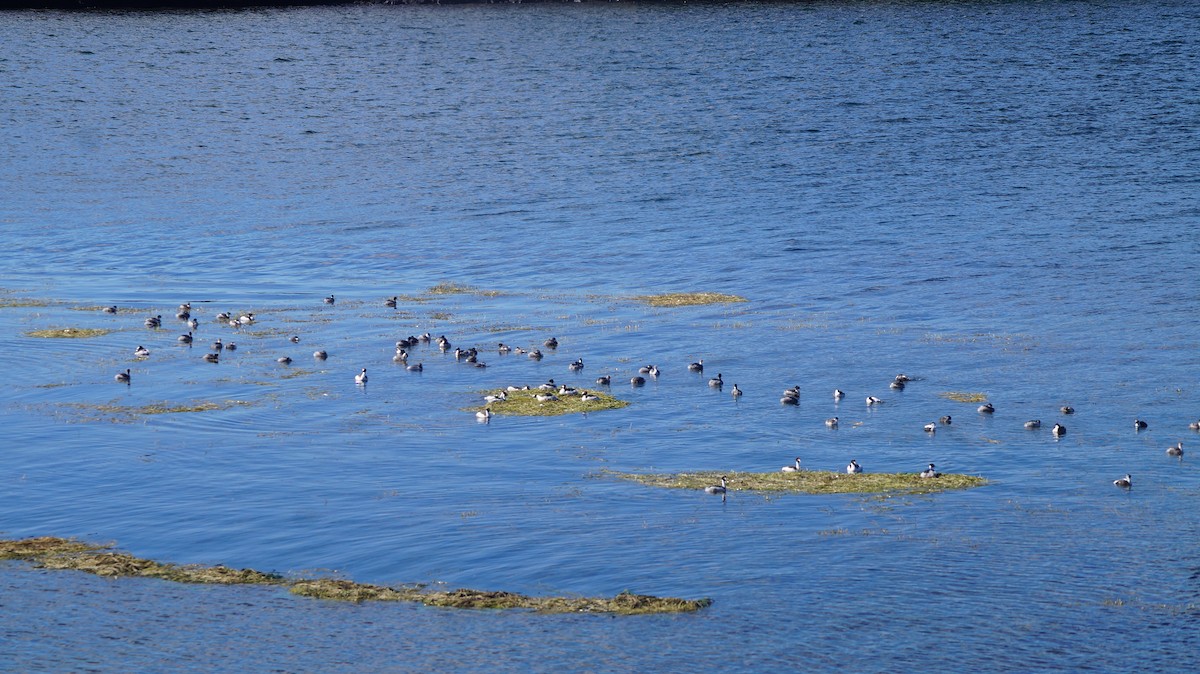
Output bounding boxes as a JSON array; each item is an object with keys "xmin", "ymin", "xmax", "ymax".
[{"xmin": 2, "ymin": 1, "xmax": 1199, "ymax": 671}]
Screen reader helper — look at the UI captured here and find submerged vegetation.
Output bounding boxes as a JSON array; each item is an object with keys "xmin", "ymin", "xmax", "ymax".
[
  {"xmin": 476, "ymin": 388, "xmax": 628, "ymax": 416},
  {"xmin": 26, "ymin": 327, "xmax": 111, "ymax": 339},
  {"xmin": 611, "ymin": 470, "xmax": 987, "ymax": 495},
  {"xmin": 940, "ymin": 391, "xmax": 990, "ymax": 403},
  {"xmin": 0, "ymin": 537, "xmax": 709, "ymax": 615},
  {"xmin": 633, "ymin": 292, "xmax": 748, "ymax": 307},
  {"xmin": 53, "ymin": 399, "xmax": 255, "ymax": 423},
  {"xmin": 425, "ymin": 282, "xmax": 501, "ymax": 297}
]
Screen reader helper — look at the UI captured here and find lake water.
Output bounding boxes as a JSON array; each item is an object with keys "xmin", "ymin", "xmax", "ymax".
[{"xmin": 2, "ymin": 1, "xmax": 1199, "ymax": 671}]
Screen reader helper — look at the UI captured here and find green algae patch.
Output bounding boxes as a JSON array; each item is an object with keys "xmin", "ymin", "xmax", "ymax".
[
  {"xmin": 477, "ymin": 388, "xmax": 628, "ymax": 417},
  {"xmin": 291, "ymin": 579, "xmax": 709, "ymax": 614},
  {"xmin": 611, "ymin": 470, "xmax": 987, "ymax": 495},
  {"xmin": 634, "ymin": 292, "xmax": 747, "ymax": 307},
  {"xmin": 940, "ymin": 391, "xmax": 990, "ymax": 403},
  {"xmin": 26, "ymin": 327, "xmax": 111, "ymax": 339},
  {"xmin": 2, "ymin": 537, "xmax": 708, "ymax": 615}
]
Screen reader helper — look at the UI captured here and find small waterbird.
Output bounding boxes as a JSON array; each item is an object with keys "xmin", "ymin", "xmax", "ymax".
[
  {"xmin": 1113, "ymin": 474, "xmax": 1132, "ymax": 489},
  {"xmin": 704, "ymin": 476, "xmax": 728, "ymax": 495},
  {"xmin": 781, "ymin": 457, "xmax": 801, "ymax": 473},
  {"xmin": 115, "ymin": 369, "xmax": 131, "ymax": 384},
  {"xmin": 920, "ymin": 463, "xmax": 941, "ymax": 479},
  {"xmin": 846, "ymin": 459, "xmax": 862, "ymax": 474},
  {"xmin": 355, "ymin": 368, "xmax": 368, "ymax": 384}
]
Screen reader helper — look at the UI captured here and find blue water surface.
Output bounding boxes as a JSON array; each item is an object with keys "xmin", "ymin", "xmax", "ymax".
[{"xmin": 2, "ymin": 1, "xmax": 1199, "ymax": 672}]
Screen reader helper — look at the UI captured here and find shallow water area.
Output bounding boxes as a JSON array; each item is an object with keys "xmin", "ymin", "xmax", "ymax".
[{"xmin": 3, "ymin": 1, "xmax": 1200, "ymax": 671}]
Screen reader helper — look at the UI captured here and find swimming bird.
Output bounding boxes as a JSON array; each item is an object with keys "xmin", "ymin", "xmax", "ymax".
[
  {"xmin": 895, "ymin": 374, "xmax": 911, "ymax": 382},
  {"xmin": 568, "ymin": 358, "xmax": 584, "ymax": 371},
  {"xmin": 920, "ymin": 463, "xmax": 941, "ymax": 479},
  {"xmin": 939, "ymin": 415, "xmax": 952, "ymax": 425},
  {"xmin": 210, "ymin": 338, "xmax": 223, "ymax": 351},
  {"xmin": 595, "ymin": 375, "xmax": 611, "ymax": 386},
  {"xmin": 924, "ymin": 422, "xmax": 936, "ymax": 433},
  {"xmin": 385, "ymin": 297, "xmax": 398, "ymax": 308},
  {"xmin": 216, "ymin": 312, "xmax": 230, "ymax": 322},
  {"xmin": 780, "ymin": 394, "xmax": 799, "ymax": 405},
  {"xmin": 704, "ymin": 476, "xmax": 728, "ymax": 495},
  {"xmin": 103, "ymin": 305, "xmax": 117, "ymax": 314},
  {"xmin": 688, "ymin": 360, "xmax": 704, "ymax": 372},
  {"xmin": 178, "ymin": 303, "xmax": 191, "ymax": 312},
  {"xmin": 825, "ymin": 417, "xmax": 839, "ymax": 428},
  {"xmin": 355, "ymin": 368, "xmax": 368, "ymax": 384},
  {"xmin": 238, "ymin": 313, "xmax": 254, "ymax": 324},
  {"xmin": 1167, "ymin": 442, "xmax": 1183, "ymax": 457},
  {"xmin": 731, "ymin": 384, "xmax": 742, "ymax": 397},
  {"xmin": 846, "ymin": 459, "xmax": 862, "ymax": 475},
  {"xmin": 833, "ymin": 389, "xmax": 845, "ymax": 400},
  {"xmin": 631, "ymin": 376, "xmax": 646, "ymax": 386},
  {"xmin": 1134, "ymin": 419, "xmax": 1148, "ymax": 431},
  {"xmin": 407, "ymin": 363, "xmax": 423, "ymax": 372},
  {"xmin": 528, "ymin": 349, "xmax": 543, "ymax": 360},
  {"xmin": 115, "ymin": 369, "xmax": 131, "ymax": 384},
  {"xmin": 978, "ymin": 403, "xmax": 994, "ymax": 414},
  {"xmin": 324, "ymin": 295, "xmax": 335, "ymax": 304},
  {"xmin": 866, "ymin": 396, "xmax": 883, "ymax": 405},
  {"xmin": 781, "ymin": 457, "xmax": 802, "ymax": 473},
  {"xmin": 420, "ymin": 333, "xmax": 433, "ymax": 343},
  {"xmin": 176, "ymin": 310, "xmax": 190, "ymax": 320},
  {"xmin": 144, "ymin": 315, "xmax": 162, "ymax": 328},
  {"xmin": 782, "ymin": 386, "xmax": 800, "ymax": 398},
  {"xmin": 890, "ymin": 380, "xmax": 905, "ymax": 391},
  {"xmin": 134, "ymin": 345, "xmax": 150, "ymax": 358},
  {"xmin": 313, "ymin": 350, "xmax": 328, "ymax": 360},
  {"xmin": 497, "ymin": 343, "xmax": 512, "ymax": 354},
  {"xmin": 1060, "ymin": 406, "xmax": 1075, "ymax": 415},
  {"xmin": 225, "ymin": 342, "xmax": 237, "ymax": 351},
  {"xmin": 178, "ymin": 332, "xmax": 193, "ymax": 344},
  {"xmin": 290, "ymin": 335, "xmax": 300, "ymax": 343},
  {"xmin": 1052, "ymin": 423, "xmax": 1066, "ymax": 436},
  {"xmin": 1190, "ymin": 420, "xmax": 1200, "ymax": 431},
  {"xmin": 203, "ymin": 352, "xmax": 219, "ymax": 363},
  {"xmin": 1024, "ymin": 420, "xmax": 1041, "ymax": 429},
  {"xmin": 709, "ymin": 373, "xmax": 723, "ymax": 388},
  {"xmin": 188, "ymin": 318, "xmax": 199, "ymax": 330},
  {"xmin": 543, "ymin": 337, "xmax": 558, "ymax": 349},
  {"xmin": 1113, "ymin": 474, "xmax": 1132, "ymax": 488},
  {"xmin": 638, "ymin": 364, "xmax": 655, "ymax": 374},
  {"xmin": 476, "ymin": 408, "xmax": 492, "ymax": 421},
  {"xmin": 277, "ymin": 356, "xmax": 292, "ymax": 364}
]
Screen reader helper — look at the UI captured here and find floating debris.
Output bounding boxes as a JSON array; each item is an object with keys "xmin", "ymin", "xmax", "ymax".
[{"xmin": 939, "ymin": 391, "xmax": 990, "ymax": 403}]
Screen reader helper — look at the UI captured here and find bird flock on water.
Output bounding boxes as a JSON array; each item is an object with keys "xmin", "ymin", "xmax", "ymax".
[{"xmin": 98, "ymin": 297, "xmax": 1192, "ymax": 494}]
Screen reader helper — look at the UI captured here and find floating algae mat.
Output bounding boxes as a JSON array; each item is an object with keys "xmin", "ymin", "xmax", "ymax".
[
  {"xmin": 26, "ymin": 327, "xmax": 111, "ymax": 339},
  {"xmin": 478, "ymin": 388, "xmax": 628, "ymax": 417},
  {"xmin": 0, "ymin": 537, "xmax": 709, "ymax": 615},
  {"xmin": 939, "ymin": 391, "xmax": 990, "ymax": 403},
  {"xmin": 633, "ymin": 292, "xmax": 747, "ymax": 307},
  {"xmin": 612, "ymin": 470, "xmax": 987, "ymax": 495},
  {"xmin": 53, "ymin": 399, "xmax": 255, "ymax": 423}
]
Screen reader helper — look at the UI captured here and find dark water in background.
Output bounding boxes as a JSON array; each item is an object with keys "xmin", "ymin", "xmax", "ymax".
[{"xmin": 2, "ymin": 1, "xmax": 1200, "ymax": 671}]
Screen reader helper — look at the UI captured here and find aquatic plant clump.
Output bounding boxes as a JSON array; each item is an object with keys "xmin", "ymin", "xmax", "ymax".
[
  {"xmin": 25, "ymin": 327, "xmax": 111, "ymax": 339},
  {"xmin": 425, "ymin": 282, "xmax": 501, "ymax": 297},
  {"xmin": 612, "ymin": 470, "xmax": 987, "ymax": 495},
  {"xmin": 2, "ymin": 537, "xmax": 709, "ymax": 615},
  {"xmin": 633, "ymin": 292, "xmax": 748, "ymax": 307},
  {"xmin": 939, "ymin": 392, "xmax": 990, "ymax": 403},
  {"xmin": 477, "ymin": 388, "xmax": 629, "ymax": 416}
]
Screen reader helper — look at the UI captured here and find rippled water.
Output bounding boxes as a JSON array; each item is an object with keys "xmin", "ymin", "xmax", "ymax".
[{"xmin": 2, "ymin": 2, "xmax": 1200, "ymax": 671}]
